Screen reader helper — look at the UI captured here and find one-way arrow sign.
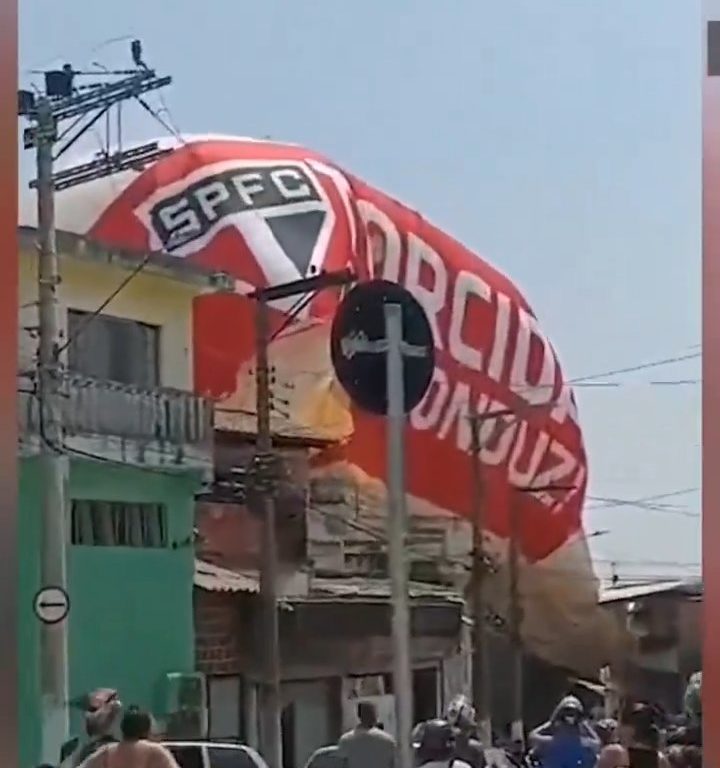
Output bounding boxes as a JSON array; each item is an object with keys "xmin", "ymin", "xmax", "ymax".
[
  {"xmin": 330, "ymin": 279, "xmax": 435, "ymax": 416},
  {"xmin": 33, "ymin": 586, "xmax": 70, "ymax": 625}
]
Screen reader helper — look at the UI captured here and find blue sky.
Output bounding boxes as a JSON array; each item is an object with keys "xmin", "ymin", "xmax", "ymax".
[{"xmin": 19, "ymin": 0, "xmax": 702, "ymax": 582}]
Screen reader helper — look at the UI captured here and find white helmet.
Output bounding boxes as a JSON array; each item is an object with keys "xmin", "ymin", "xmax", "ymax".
[{"xmin": 446, "ymin": 695, "xmax": 476, "ymax": 730}]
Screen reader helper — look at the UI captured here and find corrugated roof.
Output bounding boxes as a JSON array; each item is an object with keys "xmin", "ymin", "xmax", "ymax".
[
  {"xmin": 599, "ymin": 578, "xmax": 702, "ymax": 604},
  {"xmin": 195, "ymin": 559, "xmax": 464, "ymax": 606},
  {"xmin": 194, "ymin": 559, "xmax": 259, "ymax": 594},
  {"xmin": 307, "ymin": 576, "xmax": 463, "ymax": 602}
]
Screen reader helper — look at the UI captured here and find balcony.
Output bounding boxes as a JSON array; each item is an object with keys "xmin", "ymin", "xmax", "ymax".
[{"xmin": 18, "ymin": 371, "xmax": 214, "ymax": 471}]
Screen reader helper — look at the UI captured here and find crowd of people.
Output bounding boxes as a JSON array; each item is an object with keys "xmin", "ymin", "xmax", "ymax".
[
  {"xmin": 328, "ymin": 679, "xmax": 703, "ymax": 768},
  {"xmin": 45, "ymin": 674, "xmax": 703, "ymax": 768}
]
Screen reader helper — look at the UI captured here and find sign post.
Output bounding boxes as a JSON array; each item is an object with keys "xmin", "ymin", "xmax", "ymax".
[
  {"xmin": 384, "ymin": 302, "xmax": 414, "ymax": 768},
  {"xmin": 331, "ymin": 279, "xmax": 434, "ymax": 768}
]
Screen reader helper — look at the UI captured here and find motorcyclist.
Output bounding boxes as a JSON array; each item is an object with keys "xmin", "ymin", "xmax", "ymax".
[
  {"xmin": 667, "ymin": 672, "xmax": 701, "ymax": 748},
  {"xmin": 528, "ymin": 695, "xmax": 600, "ymax": 768},
  {"xmin": 446, "ymin": 696, "xmax": 486, "ymax": 768},
  {"xmin": 416, "ymin": 718, "xmax": 472, "ymax": 768},
  {"xmin": 69, "ymin": 689, "xmax": 122, "ymax": 766},
  {"xmin": 412, "ymin": 696, "xmax": 486, "ymax": 768}
]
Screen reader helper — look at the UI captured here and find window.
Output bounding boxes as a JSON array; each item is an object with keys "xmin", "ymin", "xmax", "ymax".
[
  {"xmin": 67, "ymin": 309, "xmax": 160, "ymax": 388},
  {"xmin": 70, "ymin": 500, "xmax": 168, "ymax": 547},
  {"xmin": 207, "ymin": 746, "xmax": 258, "ymax": 768},
  {"xmin": 167, "ymin": 745, "xmax": 204, "ymax": 768}
]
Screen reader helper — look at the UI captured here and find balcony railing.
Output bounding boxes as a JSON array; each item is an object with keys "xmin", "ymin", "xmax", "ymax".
[{"xmin": 18, "ymin": 371, "xmax": 213, "ymax": 451}]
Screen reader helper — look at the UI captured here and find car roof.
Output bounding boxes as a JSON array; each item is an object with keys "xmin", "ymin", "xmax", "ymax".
[{"xmin": 163, "ymin": 741, "xmax": 249, "ymax": 749}]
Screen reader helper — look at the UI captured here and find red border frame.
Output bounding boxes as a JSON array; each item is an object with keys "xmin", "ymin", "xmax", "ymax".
[
  {"xmin": 704, "ymin": 1, "xmax": 719, "ymax": 762},
  {"xmin": 0, "ymin": 0, "xmax": 19, "ymax": 764}
]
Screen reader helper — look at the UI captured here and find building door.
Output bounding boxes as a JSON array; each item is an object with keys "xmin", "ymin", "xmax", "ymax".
[
  {"xmin": 413, "ymin": 666, "xmax": 440, "ymax": 724},
  {"xmin": 208, "ymin": 675, "xmax": 242, "ymax": 741},
  {"xmin": 282, "ymin": 680, "xmax": 333, "ymax": 768}
]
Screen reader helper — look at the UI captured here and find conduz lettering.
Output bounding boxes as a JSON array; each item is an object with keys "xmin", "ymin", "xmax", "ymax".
[
  {"xmin": 356, "ymin": 198, "xmax": 586, "ymax": 513},
  {"xmin": 149, "ymin": 164, "xmax": 321, "ymax": 250}
]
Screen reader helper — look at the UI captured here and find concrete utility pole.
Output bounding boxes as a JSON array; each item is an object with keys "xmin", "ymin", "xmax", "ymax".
[
  {"xmin": 251, "ymin": 270, "xmax": 354, "ymax": 768},
  {"xmin": 468, "ymin": 411, "xmax": 493, "ymax": 748},
  {"xmin": 507, "ymin": 495, "xmax": 524, "ymax": 748},
  {"xmin": 18, "ymin": 48, "xmax": 176, "ymax": 762},
  {"xmin": 466, "ymin": 402, "xmax": 556, "ymax": 750},
  {"xmin": 253, "ymin": 295, "xmax": 283, "ymax": 768},
  {"xmin": 35, "ymin": 95, "xmax": 71, "ymax": 765}
]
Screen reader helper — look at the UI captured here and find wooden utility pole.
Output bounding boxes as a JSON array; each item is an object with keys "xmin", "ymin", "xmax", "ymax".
[{"xmin": 468, "ymin": 412, "xmax": 492, "ymax": 747}]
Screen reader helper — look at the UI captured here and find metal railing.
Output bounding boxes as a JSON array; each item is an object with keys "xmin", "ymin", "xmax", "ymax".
[{"xmin": 18, "ymin": 371, "xmax": 213, "ymax": 448}]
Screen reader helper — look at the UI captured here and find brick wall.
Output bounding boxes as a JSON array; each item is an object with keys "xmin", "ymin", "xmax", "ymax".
[{"xmin": 194, "ymin": 588, "xmax": 244, "ymax": 675}]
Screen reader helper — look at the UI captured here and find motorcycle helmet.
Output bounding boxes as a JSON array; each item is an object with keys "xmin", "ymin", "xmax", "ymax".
[
  {"xmin": 446, "ymin": 694, "xmax": 476, "ymax": 731},
  {"xmin": 417, "ymin": 719, "xmax": 455, "ymax": 763}
]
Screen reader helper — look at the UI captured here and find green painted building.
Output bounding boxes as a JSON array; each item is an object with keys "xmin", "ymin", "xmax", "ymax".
[
  {"xmin": 18, "ymin": 458, "xmax": 205, "ymax": 766},
  {"xmin": 17, "ymin": 228, "xmax": 222, "ymax": 767}
]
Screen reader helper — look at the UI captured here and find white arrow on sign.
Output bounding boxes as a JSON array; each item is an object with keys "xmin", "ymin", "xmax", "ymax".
[
  {"xmin": 340, "ymin": 330, "xmax": 429, "ymax": 360},
  {"xmin": 33, "ymin": 586, "xmax": 70, "ymax": 625}
]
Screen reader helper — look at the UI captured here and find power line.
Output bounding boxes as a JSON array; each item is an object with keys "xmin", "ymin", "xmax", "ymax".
[
  {"xmin": 56, "ymin": 254, "xmax": 150, "ymax": 354},
  {"xmin": 34, "ymin": 408, "xmax": 699, "ymax": 585},
  {"xmin": 308, "ymin": 502, "xmax": 700, "ymax": 585},
  {"xmin": 586, "ymin": 488, "xmax": 699, "ymax": 515},
  {"xmin": 565, "ymin": 351, "xmax": 700, "ymax": 386},
  {"xmin": 283, "ymin": 346, "xmax": 701, "ymax": 390}
]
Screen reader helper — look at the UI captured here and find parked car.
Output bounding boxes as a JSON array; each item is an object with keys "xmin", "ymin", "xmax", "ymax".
[
  {"xmin": 303, "ymin": 745, "xmax": 343, "ymax": 768},
  {"xmin": 162, "ymin": 741, "xmax": 269, "ymax": 768}
]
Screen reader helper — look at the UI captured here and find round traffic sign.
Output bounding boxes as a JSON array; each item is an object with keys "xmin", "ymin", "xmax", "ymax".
[
  {"xmin": 330, "ymin": 279, "xmax": 435, "ymax": 415},
  {"xmin": 33, "ymin": 586, "xmax": 70, "ymax": 625}
]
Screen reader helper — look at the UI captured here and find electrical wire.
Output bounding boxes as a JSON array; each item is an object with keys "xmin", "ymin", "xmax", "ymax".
[
  {"xmin": 281, "ymin": 343, "xmax": 700, "ymax": 389},
  {"xmin": 565, "ymin": 351, "xmax": 700, "ymax": 386},
  {"xmin": 56, "ymin": 254, "xmax": 151, "ymax": 355},
  {"xmin": 586, "ymin": 488, "xmax": 699, "ymax": 513},
  {"xmin": 307, "ymin": 502, "xmax": 699, "ymax": 585},
  {"xmin": 30, "ymin": 387, "xmax": 699, "ymax": 587},
  {"xmin": 135, "ymin": 96, "xmax": 185, "ymax": 145}
]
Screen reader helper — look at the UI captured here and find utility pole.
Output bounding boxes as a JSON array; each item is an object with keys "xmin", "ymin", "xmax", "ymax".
[
  {"xmin": 253, "ymin": 295, "xmax": 283, "ymax": 768},
  {"xmin": 251, "ymin": 270, "xmax": 354, "ymax": 768},
  {"xmin": 466, "ymin": 403, "xmax": 557, "ymax": 752},
  {"xmin": 35, "ymin": 95, "xmax": 71, "ymax": 765},
  {"xmin": 18, "ymin": 43, "xmax": 175, "ymax": 762},
  {"xmin": 507, "ymin": 495, "xmax": 524, "ymax": 749},
  {"xmin": 468, "ymin": 411, "xmax": 493, "ymax": 748}
]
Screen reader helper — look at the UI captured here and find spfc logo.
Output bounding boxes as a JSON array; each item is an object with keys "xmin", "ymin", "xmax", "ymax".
[{"xmin": 133, "ymin": 159, "xmax": 336, "ymax": 284}]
